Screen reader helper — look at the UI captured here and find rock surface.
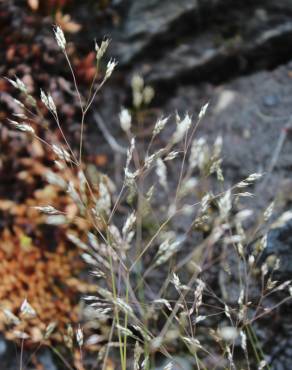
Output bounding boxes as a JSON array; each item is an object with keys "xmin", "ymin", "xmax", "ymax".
[
  {"xmin": 263, "ymin": 216, "xmax": 292, "ymax": 279},
  {"xmin": 162, "ymin": 61, "xmax": 292, "ymax": 207},
  {"xmin": 90, "ymin": 0, "xmax": 292, "ymax": 91}
]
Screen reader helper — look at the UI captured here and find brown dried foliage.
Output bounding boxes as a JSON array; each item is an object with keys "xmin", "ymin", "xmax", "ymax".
[{"xmin": 0, "ymin": 123, "xmax": 97, "ymax": 344}]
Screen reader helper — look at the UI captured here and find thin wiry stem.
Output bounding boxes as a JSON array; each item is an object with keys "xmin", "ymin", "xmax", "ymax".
[
  {"xmin": 174, "ymin": 114, "xmax": 203, "ymax": 204},
  {"xmin": 101, "ymin": 318, "xmax": 116, "ymax": 370},
  {"xmin": 49, "ymin": 345, "xmax": 75, "ymax": 370},
  {"xmin": 63, "ymin": 51, "xmax": 83, "ymax": 111},
  {"xmin": 19, "ymin": 338, "xmax": 24, "ymax": 370}
]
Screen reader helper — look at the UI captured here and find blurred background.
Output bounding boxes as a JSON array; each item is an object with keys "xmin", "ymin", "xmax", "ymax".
[{"xmin": 1, "ymin": 0, "xmax": 292, "ymax": 369}]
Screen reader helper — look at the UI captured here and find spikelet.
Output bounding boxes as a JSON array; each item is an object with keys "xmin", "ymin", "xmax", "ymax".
[
  {"xmin": 172, "ymin": 113, "xmax": 192, "ymax": 144},
  {"xmin": 198, "ymin": 102, "xmax": 209, "ymax": 119},
  {"xmin": 52, "ymin": 145, "xmax": 71, "ymax": 162},
  {"xmin": 95, "ymin": 39, "xmax": 109, "ymax": 61},
  {"xmin": 6, "ymin": 77, "xmax": 28, "ymax": 94},
  {"xmin": 34, "ymin": 205, "xmax": 61, "ymax": 215},
  {"xmin": 119, "ymin": 108, "xmax": 132, "ymax": 133},
  {"xmin": 76, "ymin": 325, "xmax": 83, "ymax": 347},
  {"xmin": 236, "ymin": 173, "xmax": 263, "ymax": 188},
  {"xmin": 20, "ymin": 299, "xmax": 36, "ymax": 318},
  {"xmin": 153, "ymin": 117, "xmax": 168, "ymax": 137},
  {"xmin": 9, "ymin": 119, "xmax": 35, "ymax": 134},
  {"xmin": 156, "ymin": 158, "xmax": 167, "ymax": 191},
  {"xmin": 105, "ymin": 59, "xmax": 117, "ymax": 79},
  {"xmin": 54, "ymin": 25, "xmax": 66, "ymax": 50},
  {"xmin": 154, "ymin": 236, "xmax": 185, "ymax": 267}
]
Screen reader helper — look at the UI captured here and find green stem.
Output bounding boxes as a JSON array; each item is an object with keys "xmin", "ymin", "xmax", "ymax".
[
  {"xmin": 246, "ymin": 324, "xmax": 270, "ymax": 369},
  {"xmin": 49, "ymin": 345, "xmax": 75, "ymax": 370},
  {"xmin": 122, "ymin": 272, "xmax": 130, "ymax": 370},
  {"xmin": 106, "ymin": 228, "xmax": 125, "ymax": 367}
]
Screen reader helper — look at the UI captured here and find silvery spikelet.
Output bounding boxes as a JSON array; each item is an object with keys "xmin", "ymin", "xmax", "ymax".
[
  {"xmin": 52, "ymin": 144, "xmax": 71, "ymax": 162},
  {"xmin": 95, "ymin": 181, "xmax": 111, "ymax": 214},
  {"xmin": 9, "ymin": 120, "xmax": 35, "ymax": 134},
  {"xmin": 40, "ymin": 89, "xmax": 49, "ymax": 108},
  {"xmin": 48, "ymin": 94, "xmax": 57, "ymax": 115},
  {"xmin": 131, "ymin": 74, "xmax": 144, "ymax": 91},
  {"xmin": 119, "ymin": 108, "xmax": 132, "ymax": 132},
  {"xmin": 198, "ymin": 102, "xmax": 209, "ymax": 119},
  {"xmin": 105, "ymin": 59, "xmax": 117, "ymax": 79},
  {"xmin": 6, "ymin": 77, "xmax": 28, "ymax": 94},
  {"xmin": 126, "ymin": 137, "xmax": 135, "ymax": 169},
  {"xmin": 122, "ymin": 212, "xmax": 136, "ymax": 238},
  {"xmin": 143, "ymin": 85, "xmax": 155, "ymax": 105},
  {"xmin": 45, "ymin": 170, "xmax": 67, "ymax": 189},
  {"xmin": 164, "ymin": 151, "xmax": 179, "ymax": 161},
  {"xmin": 34, "ymin": 205, "xmax": 60, "ymax": 215},
  {"xmin": 54, "ymin": 25, "xmax": 66, "ymax": 50},
  {"xmin": 153, "ymin": 116, "xmax": 168, "ymax": 137},
  {"xmin": 172, "ymin": 113, "xmax": 192, "ymax": 143},
  {"xmin": 20, "ymin": 299, "xmax": 36, "ymax": 318},
  {"xmin": 156, "ymin": 158, "xmax": 167, "ymax": 191},
  {"xmin": 76, "ymin": 325, "xmax": 84, "ymax": 347},
  {"xmin": 131, "ymin": 74, "xmax": 144, "ymax": 108},
  {"xmin": 3, "ymin": 309, "xmax": 20, "ymax": 325},
  {"xmin": 218, "ymin": 190, "xmax": 232, "ymax": 218},
  {"xmin": 95, "ymin": 38, "xmax": 109, "ymax": 61},
  {"xmin": 236, "ymin": 173, "xmax": 263, "ymax": 188}
]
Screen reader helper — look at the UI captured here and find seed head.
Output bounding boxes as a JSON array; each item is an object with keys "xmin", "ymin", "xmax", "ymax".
[
  {"xmin": 172, "ymin": 113, "xmax": 192, "ymax": 143},
  {"xmin": 198, "ymin": 102, "xmax": 209, "ymax": 119},
  {"xmin": 40, "ymin": 89, "xmax": 49, "ymax": 107},
  {"xmin": 95, "ymin": 39, "xmax": 109, "ymax": 61},
  {"xmin": 9, "ymin": 120, "xmax": 35, "ymax": 134},
  {"xmin": 164, "ymin": 151, "xmax": 179, "ymax": 161},
  {"xmin": 131, "ymin": 74, "xmax": 144, "ymax": 91},
  {"xmin": 44, "ymin": 322, "xmax": 57, "ymax": 340},
  {"xmin": 105, "ymin": 59, "xmax": 117, "ymax": 79},
  {"xmin": 54, "ymin": 25, "xmax": 66, "ymax": 50},
  {"xmin": 156, "ymin": 158, "xmax": 167, "ymax": 191},
  {"xmin": 153, "ymin": 116, "xmax": 168, "ymax": 137},
  {"xmin": 119, "ymin": 108, "xmax": 132, "ymax": 132},
  {"xmin": 6, "ymin": 76, "xmax": 27, "ymax": 94},
  {"xmin": 76, "ymin": 325, "xmax": 84, "ymax": 346},
  {"xmin": 3, "ymin": 309, "xmax": 21, "ymax": 325},
  {"xmin": 240, "ymin": 331, "xmax": 247, "ymax": 351},
  {"xmin": 122, "ymin": 212, "xmax": 136, "ymax": 238},
  {"xmin": 218, "ymin": 326, "xmax": 238, "ymax": 341},
  {"xmin": 171, "ymin": 273, "xmax": 181, "ymax": 291},
  {"xmin": 126, "ymin": 137, "xmax": 135, "ymax": 169},
  {"xmin": 143, "ymin": 86, "xmax": 155, "ymax": 104},
  {"xmin": 20, "ymin": 298, "xmax": 36, "ymax": 318},
  {"xmin": 33, "ymin": 205, "xmax": 61, "ymax": 215},
  {"xmin": 52, "ymin": 145, "xmax": 71, "ymax": 162}
]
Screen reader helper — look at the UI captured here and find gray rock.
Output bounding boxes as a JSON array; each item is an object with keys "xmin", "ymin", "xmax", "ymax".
[
  {"xmin": 163, "ymin": 61, "xmax": 292, "ymax": 208},
  {"xmin": 263, "ymin": 217, "xmax": 292, "ymax": 279},
  {"xmin": 142, "ymin": 11, "xmax": 292, "ymax": 87},
  {"xmin": 38, "ymin": 349, "xmax": 58, "ymax": 370},
  {"xmin": 0, "ymin": 336, "xmax": 7, "ymax": 357},
  {"xmin": 263, "ymin": 94, "xmax": 280, "ymax": 107},
  {"xmin": 93, "ymin": 0, "xmax": 292, "ymax": 89},
  {"xmin": 111, "ymin": 0, "xmax": 199, "ymax": 64}
]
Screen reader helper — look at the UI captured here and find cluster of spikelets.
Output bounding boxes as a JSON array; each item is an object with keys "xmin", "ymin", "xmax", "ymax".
[{"xmin": 5, "ymin": 26, "xmax": 292, "ymax": 370}]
